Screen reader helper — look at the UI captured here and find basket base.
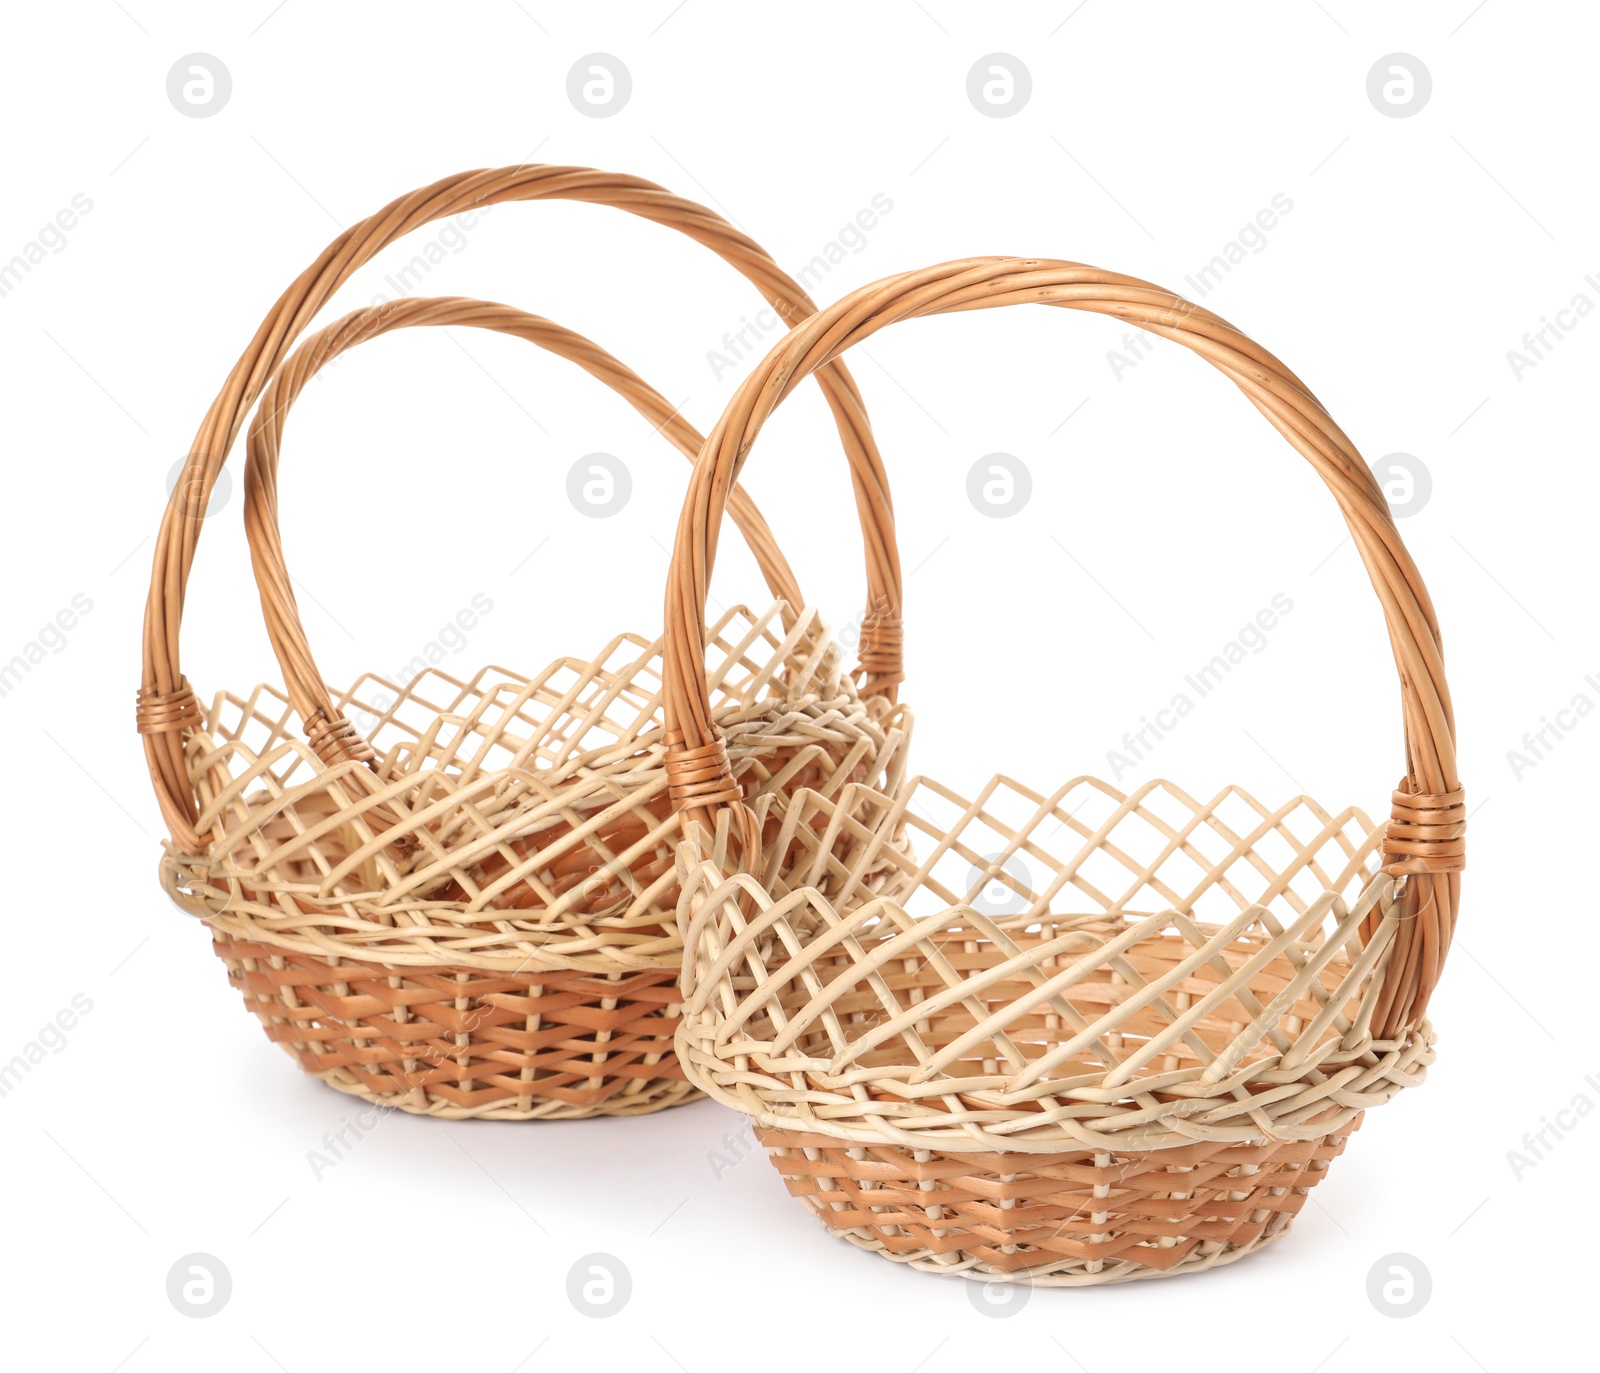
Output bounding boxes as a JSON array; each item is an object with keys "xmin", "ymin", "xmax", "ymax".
[
  {"xmin": 212, "ymin": 930, "xmax": 701, "ymax": 1120},
  {"xmin": 303, "ymin": 1059, "xmax": 700, "ymax": 1121},
  {"xmin": 756, "ymin": 1118, "xmax": 1361, "ymax": 1286}
]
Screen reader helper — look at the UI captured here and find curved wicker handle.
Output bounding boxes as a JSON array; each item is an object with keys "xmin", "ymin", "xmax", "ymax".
[
  {"xmin": 243, "ymin": 294, "xmax": 803, "ymax": 763},
  {"xmin": 663, "ymin": 257, "xmax": 1461, "ymax": 1036},
  {"xmin": 139, "ymin": 165, "xmax": 902, "ymax": 854}
]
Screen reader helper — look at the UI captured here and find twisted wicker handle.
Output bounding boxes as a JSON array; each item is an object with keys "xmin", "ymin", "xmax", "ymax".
[
  {"xmin": 244, "ymin": 295, "xmax": 805, "ymax": 764},
  {"xmin": 139, "ymin": 165, "xmax": 902, "ymax": 854},
  {"xmin": 663, "ymin": 257, "xmax": 1461, "ymax": 1036}
]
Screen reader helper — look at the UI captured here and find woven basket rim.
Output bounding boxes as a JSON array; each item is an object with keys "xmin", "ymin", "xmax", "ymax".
[
  {"xmin": 661, "ymin": 256, "xmax": 1463, "ymax": 1039},
  {"xmin": 163, "ymin": 600, "xmax": 907, "ymax": 974},
  {"xmin": 140, "ymin": 164, "xmax": 904, "ymax": 859},
  {"xmin": 674, "ymin": 771, "xmax": 1437, "ymax": 1150}
]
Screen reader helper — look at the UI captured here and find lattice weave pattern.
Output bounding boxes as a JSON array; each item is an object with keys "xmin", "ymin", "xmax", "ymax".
[
  {"xmin": 657, "ymin": 254, "xmax": 1458, "ymax": 1280},
  {"xmin": 139, "ymin": 166, "xmax": 916, "ymax": 1119},
  {"xmin": 676, "ymin": 777, "xmax": 1436, "ymax": 1281},
  {"xmin": 140, "ymin": 165, "xmax": 903, "ymax": 857},
  {"xmin": 166, "ymin": 607, "xmax": 909, "ymax": 1117},
  {"xmin": 662, "ymin": 258, "xmax": 1463, "ymax": 1040}
]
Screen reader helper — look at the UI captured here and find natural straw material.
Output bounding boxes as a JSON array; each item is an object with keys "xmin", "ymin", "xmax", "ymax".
[
  {"xmin": 160, "ymin": 297, "xmax": 908, "ymax": 1118},
  {"xmin": 139, "ymin": 165, "xmax": 905, "ymax": 856},
  {"xmin": 665, "ymin": 258, "xmax": 1458, "ymax": 1280},
  {"xmin": 140, "ymin": 167, "xmax": 912, "ymax": 1119}
]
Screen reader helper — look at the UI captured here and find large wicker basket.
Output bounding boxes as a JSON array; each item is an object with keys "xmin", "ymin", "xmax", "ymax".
[
  {"xmin": 663, "ymin": 258, "xmax": 1460, "ymax": 1282},
  {"xmin": 139, "ymin": 169, "xmax": 911, "ymax": 1119}
]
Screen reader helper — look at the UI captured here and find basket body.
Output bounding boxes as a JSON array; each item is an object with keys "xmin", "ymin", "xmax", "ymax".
[
  {"xmin": 139, "ymin": 168, "xmax": 916, "ymax": 1120},
  {"xmin": 675, "ymin": 775, "xmax": 1435, "ymax": 1282},
  {"xmin": 757, "ymin": 1120, "xmax": 1363, "ymax": 1284},
  {"xmin": 210, "ymin": 935, "xmax": 691, "ymax": 1118},
  {"xmin": 165, "ymin": 605, "xmax": 910, "ymax": 1118},
  {"xmin": 656, "ymin": 255, "xmax": 1458, "ymax": 1282}
]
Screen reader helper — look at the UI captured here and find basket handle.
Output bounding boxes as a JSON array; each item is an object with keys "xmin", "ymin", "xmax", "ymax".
[
  {"xmin": 662, "ymin": 257, "xmax": 1461, "ymax": 1037},
  {"xmin": 242, "ymin": 294, "xmax": 804, "ymax": 761},
  {"xmin": 138, "ymin": 165, "xmax": 903, "ymax": 854}
]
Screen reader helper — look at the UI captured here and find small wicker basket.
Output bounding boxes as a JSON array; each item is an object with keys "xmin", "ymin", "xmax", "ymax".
[
  {"xmin": 139, "ymin": 169, "xmax": 911, "ymax": 1119},
  {"xmin": 664, "ymin": 258, "xmax": 1460, "ymax": 1282}
]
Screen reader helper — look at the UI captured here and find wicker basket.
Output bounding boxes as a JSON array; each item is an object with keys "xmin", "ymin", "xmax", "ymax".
[
  {"xmin": 663, "ymin": 258, "xmax": 1460, "ymax": 1282},
  {"xmin": 139, "ymin": 168, "xmax": 912, "ymax": 1119}
]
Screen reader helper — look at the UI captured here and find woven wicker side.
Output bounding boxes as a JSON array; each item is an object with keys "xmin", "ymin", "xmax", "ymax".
[
  {"xmin": 166, "ymin": 602, "xmax": 908, "ymax": 974},
  {"xmin": 657, "ymin": 256, "xmax": 1456, "ymax": 1276},
  {"xmin": 148, "ymin": 283, "xmax": 917, "ymax": 1118},
  {"xmin": 663, "ymin": 257, "xmax": 1460, "ymax": 1038},
  {"xmin": 671, "ymin": 775, "xmax": 1435, "ymax": 1277},
  {"xmin": 139, "ymin": 164, "xmax": 905, "ymax": 856}
]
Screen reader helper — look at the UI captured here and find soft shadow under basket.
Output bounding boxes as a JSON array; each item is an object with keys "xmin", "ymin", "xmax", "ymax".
[
  {"xmin": 138, "ymin": 167, "xmax": 911, "ymax": 1119},
  {"xmin": 664, "ymin": 257, "xmax": 1461, "ymax": 1284}
]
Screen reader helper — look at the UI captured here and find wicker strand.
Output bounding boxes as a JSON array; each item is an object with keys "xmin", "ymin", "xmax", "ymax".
[
  {"xmin": 663, "ymin": 735, "xmax": 744, "ymax": 811},
  {"xmin": 1382, "ymin": 783, "xmax": 1466, "ymax": 875},
  {"xmin": 856, "ymin": 613, "xmax": 905, "ymax": 699},
  {"xmin": 140, "ymin": 165, "xmax": 900, "ymax": 855},
  {"xmin": 672, "ymin": 773, "xmax": 1435, "ymax": 1283},
  {"xmin": 134, "ymin": 678, "xmax": 202, "ymax": 735},
  {"xmin": 241, "ymin": 294, "xmax": 806, "ymax": 756},
  {"xmin": 663, "ymin": 256, "xmax": 1459, "ymax": 1036},
  {"xmin": 303, "ymin": 708, "xmax": 377, "ymax": 768}
]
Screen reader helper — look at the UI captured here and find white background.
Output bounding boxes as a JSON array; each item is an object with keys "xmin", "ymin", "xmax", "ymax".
[{"xmin": 1, "ymin": 1, "xmax": 1592, "ymax": 1367}]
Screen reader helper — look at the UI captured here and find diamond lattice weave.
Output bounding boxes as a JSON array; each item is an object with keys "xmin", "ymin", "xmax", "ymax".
[
  {"xmin": 675, "ymin": 774, "xmax": 1435, "ymax": 1278},
  {"xmin": 162, "ymin": 604, "xmax": 910, "ymax": 1117}
]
